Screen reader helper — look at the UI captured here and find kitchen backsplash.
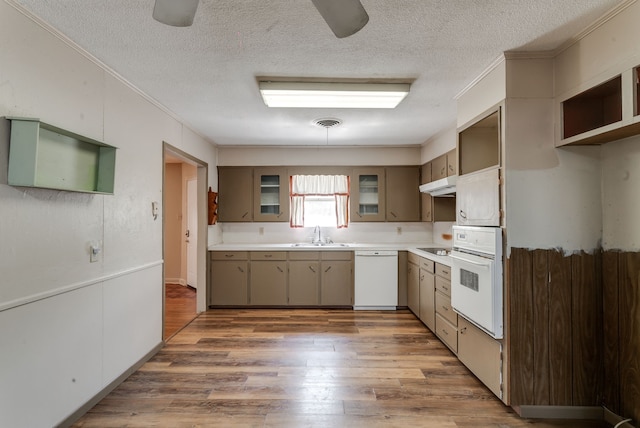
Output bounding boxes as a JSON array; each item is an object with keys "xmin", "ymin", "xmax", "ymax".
[{"xmin": 210, "ymin": 222, "xmax": 445, "ymax": 245}]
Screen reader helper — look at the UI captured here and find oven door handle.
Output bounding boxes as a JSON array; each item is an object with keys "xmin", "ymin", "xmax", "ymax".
[{"xmin": 450, "ymin": 253, "xmax": 492, "ymax": 267}]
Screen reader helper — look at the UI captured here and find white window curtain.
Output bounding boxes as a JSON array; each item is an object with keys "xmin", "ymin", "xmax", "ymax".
[{"xmin": 290, "ymin": 175, "xmax": 350, "ymax": 228}]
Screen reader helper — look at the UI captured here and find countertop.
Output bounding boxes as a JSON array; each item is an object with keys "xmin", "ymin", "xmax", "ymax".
[{"xmin": 208, "ymin": 242, "xmax": 452, "ymax": 266}]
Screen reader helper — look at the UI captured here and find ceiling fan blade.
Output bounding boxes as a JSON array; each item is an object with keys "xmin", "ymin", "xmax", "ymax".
[
  {"xmin": 310, "ymin": 0, "xmax": 369, "ymax": 38},
  {"xmin": 153, "ymin": 0, "xmax": 199, "ymax": 27}
]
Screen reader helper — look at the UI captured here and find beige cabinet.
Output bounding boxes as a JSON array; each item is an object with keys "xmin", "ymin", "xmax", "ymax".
[
  {"xmin": 434, "ymin": 262, "xmax": 457, "ymax": 354},
  {"xmin": 407, "ymin": 253, "xmax": 420, "ymax": 315},
  {"xmin": 421, "ymin": 161, "xmax": 432, "ymax": 184},
  {"xmin": 422, "ymin": 195, "xmax": 456, "ymax": 222},
  {"xmin": 253, "ymin": 167, "xmax": 289, "ymax": 222},
  {"xmin": 456, "ymin": 167, "xmax": 500, "ymax": 226},
  {"xmin": 458, "ymin": 317, "xmax": 503, "ymax": 399},
  {"xmin": 431, "ymin": 154, "xmax": 447, "ymax": 181},
  {"xmin": 288, "ymin": 252, "xmax": 320, "ymax": 305},
  {"xmin": 320, "ymin": 252, "xmax": 353, "ymax": 306},
  {"xmin": 351, "ymin": 168, "xmax": 386, "ymax": 222},
  {"xmin": 385, "ymin": 166, "xmax": 421, "ymax": 222},
  {"xmin": 218, "ymin": 167, "xmax": 253, "ymax": 222},
  {"xmin": 446, "ymin": 149, "xmax": 457, "ymax": 176},
  {"xmin": 458, "ymin": 109, "xmax": 500, "ymax": 175},
  {"xmin": 419, "ymin": 257, "xmax": 436, "ymax": 331},
  {"xmin": 209, "ymin": 251, "xmax": 249, "ymax": 306},
  {"xmin": 249, "ymin": 252, "xmax": 287, "ymax": 305}
]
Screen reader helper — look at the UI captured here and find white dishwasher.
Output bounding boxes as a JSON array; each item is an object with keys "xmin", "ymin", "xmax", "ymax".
[{"xmin": 354, "ymin": 250, "xmax": 398, "ymax": 310}]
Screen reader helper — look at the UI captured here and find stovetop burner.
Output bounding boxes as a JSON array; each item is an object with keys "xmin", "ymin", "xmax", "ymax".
[{"xmin": 417, "ymin": 248, "xmax": 450, "ymax": 256}]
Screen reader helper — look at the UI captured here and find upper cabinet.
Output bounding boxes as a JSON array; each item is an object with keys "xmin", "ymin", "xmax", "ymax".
[
  {"xmin": 218, "ymin": 167, "xmax": 253, "ymax": 222},
  {"xmin": 386, "ymin": 166, "xmax": 421, "ymax": 222},
  {"xmin": 7, "ymin": 118, "xmax": 116, "ymax": 194},
  {"xmin": 457, "ymin": 167, "xmax": 500, "ymax": 226},
  {"xmin": 430, "ymin": 149, "xmax": 457, "ymax": 182},
  {"xmin": 458, "ymin": 109, "xmax": 500, "ymax": 175},
  {"xmin": 253, "ymin": 167, "xmax": 289, "ymax": 222},
  {"xmin": 557, "ymin": 65, "xmax": 640, "ymax": 146},
  {"xmin": 351, "ymin": 168, "xmax": 386, "ymax": 222}
]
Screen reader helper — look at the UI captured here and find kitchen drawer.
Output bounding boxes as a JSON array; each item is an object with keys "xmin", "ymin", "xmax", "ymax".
[
  {"xmin": 435, "ymin": 276, "xmax": 451, "ymax": 296},
  {"xmin": 250, "ymin": 251, "xmax": 287, "ymax": 260},
  {"xmin": 408, "ymin": 252, "xmax": 421, "ymax": 265},
  {"xmin": 288, "ymin": 251, "xmax": 320, "ymax": 260},
  {"xmin": 321, "ymin": 251, "xmax": 353, "ymax": 261},
  {"xmin": 435, "ymin": 290, "xmax": 457, "ymax": 326},
  {"xmin": 435, "ymin": 263, "xmax": 451, "ymax": 280},
  {"xmin": 420, "ymin": 257, "xmax": 435, "ymax": 273},
  {"xmin": 436, "ymin": 313, "xmax": 458, "ymax": 354},
  {"xmin": 211, "ymin": 251, "xmax": 249, "ymax": 260}
]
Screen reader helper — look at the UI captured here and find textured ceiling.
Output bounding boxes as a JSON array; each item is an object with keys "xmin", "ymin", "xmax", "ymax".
[{"xmin": 11, "ymin": 0, "xmax": 625, "ymax": 147}]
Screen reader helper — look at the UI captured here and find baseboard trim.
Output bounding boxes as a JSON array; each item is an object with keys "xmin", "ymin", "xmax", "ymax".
[
  {"xmin": 517, "ymin": 405, "xmax": 603, "ymax": 420},
  {"xmin": 604, "ymin": 407, "xmax": 637, "ymax": 428},
  {"xmin": 165, "ymin": 278, "xmax": 186, "ymax": 286},
  {"xmin": 56, "ymin": 341, "xmax": 164, "ymax": 428}
]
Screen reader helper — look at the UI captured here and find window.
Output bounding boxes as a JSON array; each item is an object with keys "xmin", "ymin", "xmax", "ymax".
[
  {"xmin": 290, "ymin": 175, "xmax": 349, "ymax": 228},
  {"xmin": 303, "ymin": 195, "xmax": 338, "ymax": 227}
]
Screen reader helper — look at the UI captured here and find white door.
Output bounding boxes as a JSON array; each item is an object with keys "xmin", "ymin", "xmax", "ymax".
[
  {"xmin": 186, "ymin": 179, "xmax": 197, "ymax": 287},
  {"xmin": 456, "ymin": 167, "xmax": 500, "ymax": 226}
]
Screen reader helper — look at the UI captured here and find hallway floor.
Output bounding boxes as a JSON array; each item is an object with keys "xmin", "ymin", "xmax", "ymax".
[{"xmin": 163, "ymin": 283, "xmax": 197, "ymax": 340}]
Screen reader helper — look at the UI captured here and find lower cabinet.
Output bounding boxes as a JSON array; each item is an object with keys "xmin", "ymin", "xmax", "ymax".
[
  {"xmin": 419, "ymin": 267, "xmax": 435, "ymax": 331},
  {"xmin": 288, "ymin": 252, "xmax": 320, "ymax": 305},
  {"xmin": 209, "ymin": 250, "xmax": 353, "ymax": 307},
  {"xmin": 249, "ymin": 252, "xmax": 287, "ymax": 305},
  {"xmin": 209, "ymin": 251, "xmax": 249, "ymax": 306},
  {"xmin": 320, "ymin": 252, "xmax": 353, "ymax": 306},
  {"xmin": 458, "ymin": 317, "xmax": 503, "ymax": 399},
  {"xmin": 407, "ymin": 253, "xmax": 420, "ymax": 315}
]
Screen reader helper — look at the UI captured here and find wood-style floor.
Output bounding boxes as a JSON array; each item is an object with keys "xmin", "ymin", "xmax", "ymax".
[
  {"xmin": 74, "ymin": 309, "xmax": 608, "ymax": 427},
  {"xmin": 163, "ymin": 283, "xmax": 197, "ymax": 340}
]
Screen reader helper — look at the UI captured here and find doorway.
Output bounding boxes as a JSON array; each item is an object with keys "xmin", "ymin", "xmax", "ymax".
[{"xmin": 163, "ymin": 143, "xmax": 208, "ymax": 340}]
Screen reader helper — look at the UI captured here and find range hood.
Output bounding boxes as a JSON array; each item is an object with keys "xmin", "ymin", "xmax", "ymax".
[{"xmin": 419, "ymin": 175, "xmax": 457, "ymax": 196}]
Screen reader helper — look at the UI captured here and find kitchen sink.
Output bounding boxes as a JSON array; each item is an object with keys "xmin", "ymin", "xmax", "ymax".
[{"xmin": 291, "ymin": 242, "xmax": 350, "ymax": 248}]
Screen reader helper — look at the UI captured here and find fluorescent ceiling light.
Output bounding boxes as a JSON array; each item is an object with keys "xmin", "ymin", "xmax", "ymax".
[{"xmin": 259, "ymin": 82, "xmax": 410, "ymax": 109}]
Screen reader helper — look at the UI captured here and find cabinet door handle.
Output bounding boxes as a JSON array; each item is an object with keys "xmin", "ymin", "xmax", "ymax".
[
  {"xmin": 390, "ymin": 211, "xmax": 397, "ymax": 218},
  {"xmin": 442, "ymin": 285, "xmax": 448, "ymax": 291},
  {"xmin": 459, "ymin": 210, "xmax": 467, "ymax": 219},
  {"xmin": 242, "ymin": 211, "xmax": 249, "ymax": 218},
  {"xmin": 225, "ymin": 254, "xmax": 235, "ymax": 258},
  {"xmin": 237, "ymin": 266, "xmax": 244, "ymax": 273},
  {"xmin": 442, "ymin": 270, "xmax": 449, "ymax": 275},
  {"xmin": 420, "ymin": 275, "xmax": 424, "ymax": 280},
  {"xmin": 441, "ymin": 329, "xmax": 448, "ymax": 336},
  {"xmin": 325, "ymin": 266, "xmax": 332, "ymax": 273},
  {"xmin": 442, "ymin": 305, "xmax": 449, "ymax": 311},
  {"xmin": 448, "ymin": 165, "xmax": 454, "ymax": 173},
  {"xmin": 460, "ymin": 327, "xmax": 467, "ymax": 334},
  {"xmin": 277, "ymin": 212, "xmax": 283, "ymax": 217},
  {"xmin": 309, "ymin": 266, "xmax": 316, "ymax": 273},
  {"xmin": 356, "ymin": 211, "xmax": 362, "ymax": 218},
  {"xmin": 277, "ymin": 266, "xmax": 283, "ymax": 273},
  {"xmin": 265, "ymin": 254, "xmax": 273, "ymax": 258}
]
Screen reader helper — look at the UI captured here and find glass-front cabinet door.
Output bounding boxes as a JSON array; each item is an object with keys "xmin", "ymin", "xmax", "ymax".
[
  {"xmin": 350, "ymin": 168, "xmax": 386, "ymax": 222},
  {"xmin": 253, "ymin": 167, "xmax": 289, "ymax": 222}
]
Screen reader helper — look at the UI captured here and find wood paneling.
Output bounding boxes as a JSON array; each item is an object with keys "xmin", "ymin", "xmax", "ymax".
[
  {"xmin": 548, "ymin": 250, "xmax": 573, "ymax": 406},
  {"xmin": 532, "ymin": 250, "xmax": 550, "ymax": 405},
  {"xmin": 571, "ymin": 252, "xmax": 602, "ymax": 406},
  {"xmin": 510, "ymin": 248, "xmax": 640, "ymax": 423},
  {"xmin": 508, "ymin": 248, "xmax": 533, "ymax": 405},
  {"xmin": 602, "ymin": 251, "xmax": 620, "ymax": 413},
  {"xmin": 618, "ymin": 252, "xmax": 640, "ymax": 421}
]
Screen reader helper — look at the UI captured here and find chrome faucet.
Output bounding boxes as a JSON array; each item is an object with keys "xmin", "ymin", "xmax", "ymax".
[{"xmin": 312, "ymin": 225, "xmax": 322, "ymax": 244}]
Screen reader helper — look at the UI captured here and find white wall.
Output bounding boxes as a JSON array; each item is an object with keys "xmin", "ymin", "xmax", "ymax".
[
  {"xmin": 602, "ymin": 136, "xmax": 640, "ymax": 251},
  {"xmin": 421, "ymin": 125, "xmax": 456, "ymax": 164},
  {"xmin": 0, "ymin": 2, "xmax": 216, "ymax": 426}
]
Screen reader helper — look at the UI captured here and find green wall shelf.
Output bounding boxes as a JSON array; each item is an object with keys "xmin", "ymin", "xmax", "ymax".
[{"xmin": 6, "ymin": 117, "xmax": 116, "ymax": 194}]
